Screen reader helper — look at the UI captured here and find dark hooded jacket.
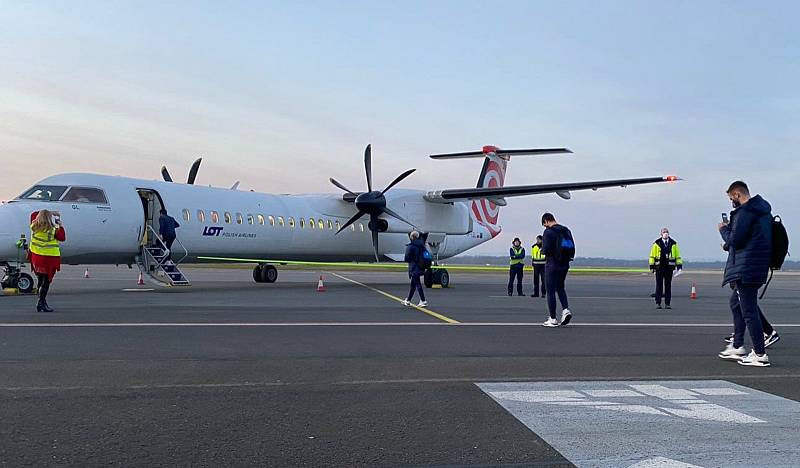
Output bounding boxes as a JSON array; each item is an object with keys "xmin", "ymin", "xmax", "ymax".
[
  {"xmin": 719, "ymin": 194, "xmax": 772, "ymax": 286},
  {"xmin": 404, "ymin": 238, "xmax": 427, "ymax": 277}
]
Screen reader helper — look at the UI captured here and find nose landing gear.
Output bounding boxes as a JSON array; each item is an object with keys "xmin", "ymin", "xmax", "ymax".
[{"xmin": 1, "ymin": 265, "xmax": 34, "ymax": 294}]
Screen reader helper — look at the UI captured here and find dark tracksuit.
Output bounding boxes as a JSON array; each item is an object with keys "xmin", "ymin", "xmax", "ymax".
[
  {"xmin": 542, "ymin": 225, "xmax": 573, "ymax": 320},
  {"xmin": 404, "ymin": 239, "xmax": 427, "ymax": 302},
  {"xmin": 508, "ymin": 246, "xmax": 525, "ymax": 296},
  {"xmin": 531, "ymin": 243, "xmax": 546, "ymax": 297},
  {"xmin": 158, "ymin": 214, "xmax": 180, "ymax": 251},
  {"xmin": 720, "ymin": 195, "xmax": 773, "ymax": 355}
]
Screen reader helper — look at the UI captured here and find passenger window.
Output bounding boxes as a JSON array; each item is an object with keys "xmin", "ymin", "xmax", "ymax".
[
  {"xmin": 269, "ymin": 215, "xmax": 275, "ymax": 226},
  {"xmin": 247, "ymin": 214, "xmax": 254, "ymax": 225},
  {"xmin": 299, "ymin": 218, "xmax": 305, "ymax": 229},
  {"xmin": 61, "ymin": 187, "xmax": 109, "ymax": 204},
  {"xmin": 211, "ymin": 211, "xmax": 220, "ymax": 223},
  {"xmin": 288, "ymin": 217, "xmax": 295, "ymax": 228},
  {"xmin": 319, "ymin": 220, "xmax": 325, "ymax": 230},
  {"xmin": 257, "ymin": 214, "xmax": 265, "ymax": 226},
  {"xmin": 224, "ymin": 212, "xmax": 232, "ymax": 224},
  {"xmin": 327, "ymin": 220, "xmax": 333, "ymax": 230},
  {"xmin": 335, "ymin": 221, "xmax": 341, "ymax": 231},
  {"xmin": 182, "ymin": 209, "xmax": 190, "ymax": 222},
  {"xmin": 350, "ymin": 224, "xmax": 355, "ymax": 232},
  {"xmin": 309, "ymin": 218, "xmax": 315, "ymax": 229},
  {"xmin": 236, "ymin": 213, "xmax": 244, "ymax": 225},
  {"xmin": 197, "ymin": 210, "xmax": 206, "ymax": 222},
  {"xmin": 18, "ymin": 185, "xmax": 68, "ymax": 201}
]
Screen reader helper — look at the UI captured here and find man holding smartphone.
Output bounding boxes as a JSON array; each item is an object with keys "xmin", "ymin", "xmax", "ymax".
[{"xmin": 717, "ymin": 181, "xmax": 773, "ymax": 367}]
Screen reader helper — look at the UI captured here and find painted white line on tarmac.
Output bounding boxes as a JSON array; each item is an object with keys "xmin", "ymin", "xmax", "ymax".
[
  {"xmin": 489, "ymin": 295, "xmax": 655, "ymax": 300},
  {"xmin": 2, "ymin": 322, "xmax": 800, "ymax": 327}
]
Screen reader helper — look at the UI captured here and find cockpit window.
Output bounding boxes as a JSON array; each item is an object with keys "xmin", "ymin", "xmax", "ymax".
[
  {"xmin": 18, "ymin": 185, "xmax": 68, "ymax": 201},
  {"xmin": 62, "ymin": 187, "xmax": 108, "ymax": 204}
]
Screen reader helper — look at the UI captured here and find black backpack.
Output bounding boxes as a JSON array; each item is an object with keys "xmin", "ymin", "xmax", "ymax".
[
  {"xmin": 554, "ymin": 227, "xmax": 576, "ymax": 262},
  {"xmin": 761, "ymin": 215, "xmax": 789, "ymax": 298}
]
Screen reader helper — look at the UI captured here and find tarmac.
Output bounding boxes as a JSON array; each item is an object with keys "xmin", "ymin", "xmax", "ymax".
[{"xmin": 1, "ymin": 265, "xmax": 798, "ymax": 467}]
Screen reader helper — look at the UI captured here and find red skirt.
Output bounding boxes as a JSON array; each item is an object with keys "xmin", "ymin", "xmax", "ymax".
[{"xmin": 30, "ymin": 253, "xmax": 61, "ymax": 282}]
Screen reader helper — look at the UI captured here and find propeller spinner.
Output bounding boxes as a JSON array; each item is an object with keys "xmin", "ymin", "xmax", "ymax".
[{"xmin": 330, "ymin": 144, "xmax": 417, "ymax": 261}]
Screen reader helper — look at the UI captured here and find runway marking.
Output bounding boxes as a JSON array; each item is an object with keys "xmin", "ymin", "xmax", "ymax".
[
  {"xmin": 121, "ymin": 288, "xmax": 155, "ymax": 292},
  {"xmin": 2, "ymin": 322, "xmax": 800, "ymax": 327},
  {"xmin": 327, "ymin": 272, "xmax": 460, "ymax": 324},
  {"xmin": 489, "ymin": 295, "xmax": 652, "ymax": 300}
]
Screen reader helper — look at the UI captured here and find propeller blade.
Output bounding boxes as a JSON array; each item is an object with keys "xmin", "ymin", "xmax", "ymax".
[
  {"xmin": 364, "ymin": 144, "xmax": 372, "ymax": 192},
  {"xmin": 370, "ymin": 217, "xmax": 380, "ymax": 262},
  {"xmin": 187, "ymin": 158, "xmax": 202, "ymax": 184},
  {"xmin": 336, "ymin": 210, "xmax": 366, "ymax": 234},
  {"xmin": 381, "ymin": 206, "xmax": 416, "ymax": 229},
  {"xmin": 330, "ymin": 177, "xmax": 356, "ymax": 195},
  {"xmin": 380, "ymin": 168, "xmax": 416, "ymax": 195},
  {"xmin": 161, "ymin": 166, "xmax": 174, "ymax": 182}
]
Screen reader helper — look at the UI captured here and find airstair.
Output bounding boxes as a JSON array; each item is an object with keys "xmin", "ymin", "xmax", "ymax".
[{"xmin": 135, "ymin": 226, "xmax": 191, "ymax": 287}]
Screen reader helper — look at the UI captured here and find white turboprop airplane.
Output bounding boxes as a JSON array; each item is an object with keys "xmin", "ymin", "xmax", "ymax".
[{"xmin": 0, "ymin": 145, "xmax": 679, "ymax": 293}]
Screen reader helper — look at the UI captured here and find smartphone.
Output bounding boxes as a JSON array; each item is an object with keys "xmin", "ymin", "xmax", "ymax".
[{"xmin": 721, "ymin": 213, "xmax": 729, "ymax": 224}]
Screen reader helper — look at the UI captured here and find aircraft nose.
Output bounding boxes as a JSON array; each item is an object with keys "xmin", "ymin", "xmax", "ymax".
[{"xmin": 0, "ymin": 204, "xmax": 25, "ymax": 262}]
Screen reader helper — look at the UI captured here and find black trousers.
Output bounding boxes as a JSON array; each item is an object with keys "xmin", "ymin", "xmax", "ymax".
[
  {"xmin": 655, "ymin": 268, "xmax": 673, "ymax": 305},
  {"xmin": 545, "ymin": 267, "xmax": 570, "ymax": 319},
  {"xmin": 730, "ymin": 282, "xmax": 766, "ymax": 354},
  {"xmin": 532, "ymin": 265, "xmax": 546, "ymax": 296},
  {"xmin": 36, "ymin": 273, "xmax": 51, "ymax": 302},
  {"xmin": 407, "ymin": 274, "xmax": 426, "ymax": 302},
  {"xmin": 508, "ymin": 264, "xmax": 524, "ymax": 295}
]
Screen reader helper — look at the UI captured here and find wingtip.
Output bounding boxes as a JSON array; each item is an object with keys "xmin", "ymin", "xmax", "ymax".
[{"xmin": 664, "ymin": 175, "xmax": 682, "ymax": 182}]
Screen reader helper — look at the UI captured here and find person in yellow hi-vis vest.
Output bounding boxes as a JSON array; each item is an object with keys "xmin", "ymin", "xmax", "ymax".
[
  {"xmin": 29, "ymin": 209, "xmax": 66, "ymax": 313},
  {"xmin": 508, "ymin": 238, "xmax": 526, "ymax": 296},
  {"xmin": 649, "ymin": 227, "xmax": 682, "ymax": 309},
  {"xmin": 530, "ymin": 235, "xmax": 546, "ymax": 298}
]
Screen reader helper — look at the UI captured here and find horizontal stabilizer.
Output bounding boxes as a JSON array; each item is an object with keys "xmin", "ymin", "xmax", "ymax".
[
  {"xmin": 430, "ymin": 146, "xmax": 572, "ymax": 160},
  {"xmin": 424, "ymin": 176, "xmax": 680, "ymax": 203}
]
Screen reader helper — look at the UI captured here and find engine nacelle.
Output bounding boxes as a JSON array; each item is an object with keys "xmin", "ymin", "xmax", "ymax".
[{"xmin": 382, "ymin": 201, "xmax": 471, "ymax": 235}]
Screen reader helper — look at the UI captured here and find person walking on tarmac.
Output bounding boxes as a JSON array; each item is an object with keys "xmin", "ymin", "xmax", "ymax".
[
  {"xmin": 649, "ymin": 227, "xmax": 682, "ymax": 309},
  {"xmin": 541, "ymin": 213, "xmax": 574, "ymax": 327},
  {"xmin": 402, "ymin": 231, "xmax": 428, "ymax": 307},
  {"xmin": 508, "ymin": 238, "xmax": 525, "ymax": 296},
  {"xmin": 530, "ymin": 235, "xmax": 546, "ymax": 298},
  {"xmin": 29, "ymin": 209, "xmax": 66, "ymax": 313}
]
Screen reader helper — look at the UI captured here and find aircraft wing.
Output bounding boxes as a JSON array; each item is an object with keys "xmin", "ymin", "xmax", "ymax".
[{"xmin": 424, "ymin": 176, "xmax": 680, "ymax": 203}]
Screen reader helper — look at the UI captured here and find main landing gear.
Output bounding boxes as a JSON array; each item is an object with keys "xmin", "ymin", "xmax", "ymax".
[
  {"xmin": 253, "ymin": 264, "xmax": 278, "ymax": 283},
  {"xmin": 1, "ymin": 264, "xmax": 34, "ymax": 294},
  {"xmin": 423, "ymin": 268, "xmax": 450, "ymax": 289}
]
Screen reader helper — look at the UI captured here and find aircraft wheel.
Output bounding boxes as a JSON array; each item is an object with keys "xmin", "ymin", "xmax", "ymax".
[
  {"xmin": 263, "ymin": 265, "xmax": 278, "ymax": 283},
  {"xmin": 435, "ymin": 269, "xmax": 450, "ymax": 288},
  {"xmin": 423, "ymin": 270, "xmax": 434, "ymax": 288},
  {"xmin": 253, "ymin": 265, "xmax": 264, "ymax": 283},
  {"xmin": 17, "ymin": 273, "xmax": 34, "ymax": 293}
]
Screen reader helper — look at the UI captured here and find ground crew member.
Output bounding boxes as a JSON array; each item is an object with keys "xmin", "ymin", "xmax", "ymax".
[
  {"xmin": 648, "ymin": 227, "xmax": 682, "ymax": 309},
  {"xmin": 508, "ymin": 237, "xmax": 525, "ymax": 296},
  {"xmin": 29, "ymin": 209, "xmax": 66, "ymax": 313},
  {"xmin": 530, "ymin": 235, "xmax": 546, "ymax": 298}
]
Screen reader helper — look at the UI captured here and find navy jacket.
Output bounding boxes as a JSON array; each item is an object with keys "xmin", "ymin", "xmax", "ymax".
[
  {"xmin": 159, "ymin": 214, "xmax": 180, "ymax": 238},
  {"xmin": 542, "ymin": 224, "xmax": 573, "ymax": 271},
  {"xmin": 719, "ymin": 195, "xmax": 772, "ymax": 286},
  {"xmin": 404, "ymin": 239, "xmax": 426, "ymax": 277}
]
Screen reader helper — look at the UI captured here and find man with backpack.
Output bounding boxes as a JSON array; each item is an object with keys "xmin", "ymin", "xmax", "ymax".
[
  {"xmin": 402, "ymin": 230, "xmax": 429, "ymax": 307},
  {"xmin": 540, "ymin": 213, "xmax": 574, "ymax": 327},
  {"xmin": 717, "ymin": 181, "xmax": 780, "ymax": 367}
]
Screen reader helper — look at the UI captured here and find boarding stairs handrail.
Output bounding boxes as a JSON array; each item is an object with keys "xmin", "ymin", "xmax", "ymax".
[{"xmin": 137, "ymin": 225, "xmax": 191, "ymax": 287}]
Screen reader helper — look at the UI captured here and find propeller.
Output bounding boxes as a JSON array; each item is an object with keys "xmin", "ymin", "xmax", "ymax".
[
  {"xmin": 161, "ymin": 158, "xmax": 203, "ymax": 184},
  {"xmin": 331, "ymin": 144, "xmax": 417, "ymax": 261}
]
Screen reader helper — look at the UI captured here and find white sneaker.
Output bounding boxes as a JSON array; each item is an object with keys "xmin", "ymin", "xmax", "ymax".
[
  {"xmin": 417, "ymin": 301, "xmax": 428, "ymax": 307},
  {"xmin": 718, "ymin": 344, "xmax": 747, "ymax": 360},
  {"xmin": 560, "ymin": 309, "xmax": 572, "ymax": 326},
  {"xmin": 542, "ymin": 318, "xmax": 559, "ymax": 327},
  {"xmin": 738, "ymin": 350, "xmax": 770, "ymax": 367},
  {"xmin": 764, "ymin": 331, "xmax": 780, "ymax": 348},
  {"xmin": 401, "ymin": 299, "xmax": 411, "ymax": 307}
]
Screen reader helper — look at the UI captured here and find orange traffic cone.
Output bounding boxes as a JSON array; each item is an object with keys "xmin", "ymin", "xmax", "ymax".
[
  {"xmin": 137, "ymin": 271, "xmax": 145, "ymax": 286},
  {"xmin": 690, "ymin": 282, "xmax": 697, "ymax": 299},
  {"xmin": 316, "ymin": 275, "xmax": 326, "ymax": 292},
  {"xmin": 84, "ymin": 268, "xmax": 90, "ymax": 279}
]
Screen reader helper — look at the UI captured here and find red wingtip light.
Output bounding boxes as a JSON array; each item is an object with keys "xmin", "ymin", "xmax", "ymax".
[
  {"xmin": 482, "ymin": 145, "xmax": 499, "ymax": 154},
  {"xmin": 665, "ymin": 175, "xmax": 679, "ymax": 182}
]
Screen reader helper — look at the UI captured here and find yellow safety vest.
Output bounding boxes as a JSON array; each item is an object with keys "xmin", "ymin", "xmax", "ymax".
[
  {"xmin": 649, "ymin": 241, "xmax": 682, "ymax": 267},
  {"xmin": 531, "ymin": 244, "xmax": 546, "ymax": 265},
  {"xmin": 29, "ymin": 225, "xmax": 61, "ymax": 257},
  {"xmin": 510, "ymin": 246, "xmax": 525, "ymax": 265}
]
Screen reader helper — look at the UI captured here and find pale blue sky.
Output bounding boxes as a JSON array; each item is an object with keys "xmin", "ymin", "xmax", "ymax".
[{"xmin": 1, "ymin": 1, "xmax": 798, "ymax": 259}]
